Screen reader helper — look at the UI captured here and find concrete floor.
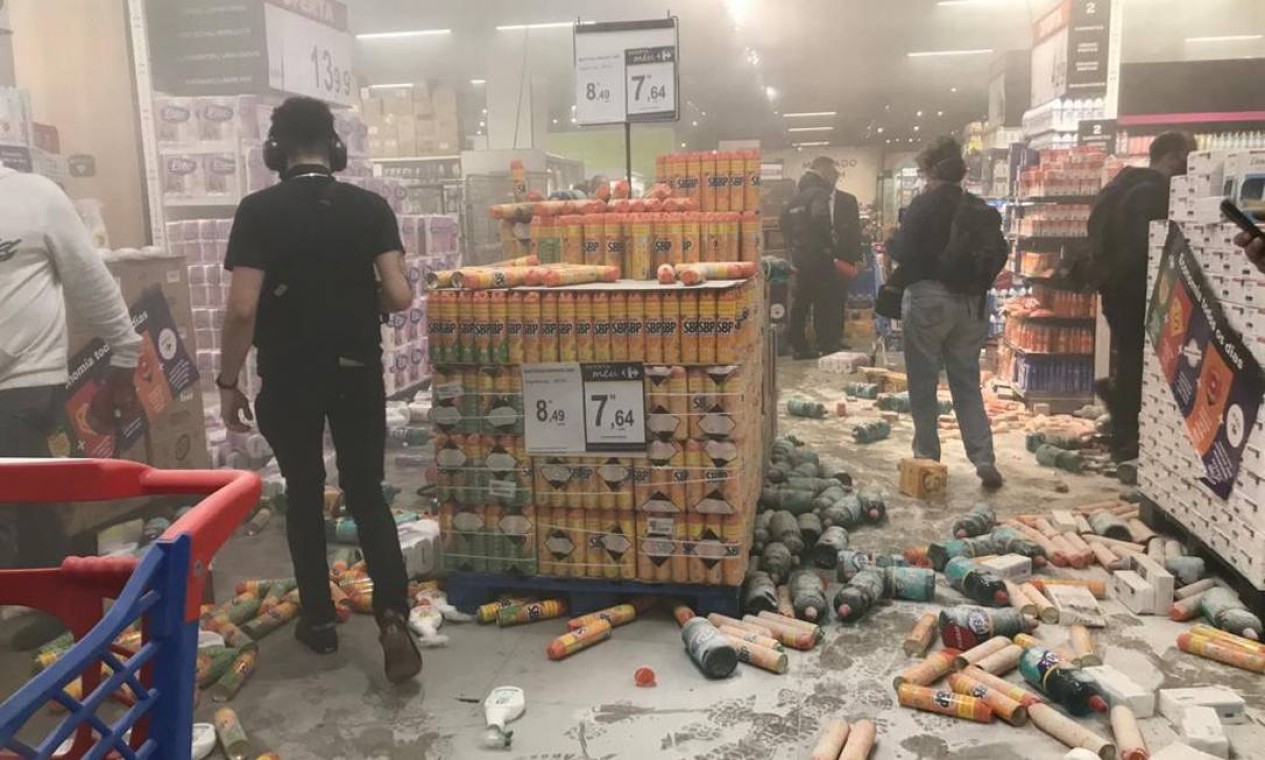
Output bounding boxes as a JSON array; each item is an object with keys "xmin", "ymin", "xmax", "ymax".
[{"xmin": 4, "ymin": 359, "xmax": 1265, "ymax": 758}]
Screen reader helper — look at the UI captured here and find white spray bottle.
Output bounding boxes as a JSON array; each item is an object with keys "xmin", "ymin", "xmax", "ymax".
[{"xmin": 481, "ymin": 686, "xmax": 526, "ymax": 749}]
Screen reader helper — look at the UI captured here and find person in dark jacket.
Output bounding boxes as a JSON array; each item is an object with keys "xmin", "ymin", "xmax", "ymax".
[
  {"xmin": 1093, "ymin": 131, "xmax": 1195, "ymax": 462},
  {"xmin": 781, "ymin": 156, "xmax": 864, "ymax": 359},
  {"xmin": 890, "ymin": 136, "xmax": 1002, "ymax": 489}
]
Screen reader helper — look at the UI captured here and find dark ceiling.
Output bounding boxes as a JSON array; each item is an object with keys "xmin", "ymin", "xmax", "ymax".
[{"xmin": 349, "ymin": 0, "xmax": 1055, "ymax": 150}]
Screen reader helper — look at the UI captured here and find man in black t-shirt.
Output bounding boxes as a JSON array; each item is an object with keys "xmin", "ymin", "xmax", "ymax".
[{"xmin": 218, "ymin": 97, "xmax": 421, "ymax": 684}]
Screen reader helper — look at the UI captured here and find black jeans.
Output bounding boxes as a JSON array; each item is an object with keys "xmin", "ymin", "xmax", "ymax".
[
  {"xmin": 255, "ymin": 363, "xmax": 408, "ymax": 625},
  {"xmin": 1101, "ymin": 284, "xmax": 1145, "ymax": 456},
  {"xmin": 0, "ymin": 385, "xmax": 68, "ymax": 568},
  {"xmin": 789, "ymin": 258, "xmax": 844, "ymax": 354}
]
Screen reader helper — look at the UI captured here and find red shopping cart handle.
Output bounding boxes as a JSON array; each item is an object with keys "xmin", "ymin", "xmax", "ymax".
[{"xmin": 0, "ymin": 458, "xmax": 261, "ymax": 622}]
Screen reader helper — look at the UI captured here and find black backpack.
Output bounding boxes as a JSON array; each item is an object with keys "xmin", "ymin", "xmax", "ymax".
[
  {"xmin": 1067, "ymin": 168, "xmax": 1157, "ymax": 289},
  {"xmin": 936, "ymin": 191, "xmax": 1008, "ymax": 295}
]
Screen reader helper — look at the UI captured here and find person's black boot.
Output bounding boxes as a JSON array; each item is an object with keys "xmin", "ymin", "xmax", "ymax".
[
  {"xmin": 976, "ymin": 463, "xmax": 1004, "ymax": 490},
  {"xmin": 378, "ymin": 609, "xmax": 422, "ymax": 684},
  {"xmin": 295, "ymin": 618, "xmax": 339, "ymax": 655}
]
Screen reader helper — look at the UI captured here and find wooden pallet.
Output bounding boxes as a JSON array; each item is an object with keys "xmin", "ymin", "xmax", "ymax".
[{"xmin": 445, "ymin": 572, "xmax": 740, "ymax": 617}]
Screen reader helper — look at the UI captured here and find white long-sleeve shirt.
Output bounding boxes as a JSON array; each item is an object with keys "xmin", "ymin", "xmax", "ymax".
[{"xmin": 0, "ymin": 166, "xmax": 141, "ymax": 391}]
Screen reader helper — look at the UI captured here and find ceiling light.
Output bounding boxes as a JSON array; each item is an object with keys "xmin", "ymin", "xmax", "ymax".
[
  {"xmin": 765, "ymin": 87, "xmax": 779, "ymax": 102},
  {"xmin": 886, "ymin": 139, "xmax": 892, "ymax": 144},
  {"xmin": 908, "ymin": 48, "xmax": 993, "ymax": 58},
  {"xmin": 470, "ymin": 79, "xmax": 487, "ymax": 86},
  {"xmin": 552, "ymin": 118, "xmax": 558, "ymax": 125},
  {"xmin": 793, "ymin": 141, "xmax": 831, "ymax": 147},
  {"xmin": 357, "ymin": 29, "xmax": 452, "ymax": 40},
  {"xmin": 701, "ymin": 111, "xmax": 707, "ymax": 117},
  {"xmin": 937, "ymin": 111, "xmax": 944, "ymax": 117},
  {"xmin": 1185, "ymin": 35, "xmax": 1264, "ymax": 43},
  {"xmin": 482, "ymin": 108, "xmax": 488, "ymax": 115},
  {"xmin": 951, "ymin": 87, "xmax": 959, "ymax": 93},
  {"xmin": 877, "ymin": 127, "xmax": 885, "ymax": 134},
  {"xmin": 916, "ymin": 110, "xmax": 924, "ymax": 117},
  {"xmin": 366, "ymin": 83, "xmax": 417, "ymax": 90},
  {"xmin": 914, "ymin": 125, "xmax": 921, "ymax": 132},
  {"xmin": 692, "ymin": 120, "xmax": 699, "ymax": 127},
  {"xmin": 479, "ymin": 121, "xmax": 486, "ymax": 128},
  {"xmin": 680, "ymin": 142, "xmax": 687, "ymax": 148},
  {"xmin": 496, "ymin": 21, "xmax": 578, "ymax": 31},
  {"xmin": 726, "ymin": 0, "xmax": 752, "ymax": 27},
  {"xmin": 787, "ymin": 126, "xmax": 835, "ymax": 133},
  {"xmin": 783, "ymin": 111, "xmax": 837, "ymax": 118},
  {"xmin": 570, "ymin": 117, "xmax": 577, "ymax": 124}
]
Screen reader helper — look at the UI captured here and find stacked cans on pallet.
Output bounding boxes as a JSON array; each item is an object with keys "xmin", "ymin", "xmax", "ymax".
[
  {"xmin": 528, "ymin": 208, "xmax": 762, "ymax": 279},
  {"xmin": 1138, "ymin": 148, "xmax": 1265, "ymax": 588},
  {"xmin": 428, "ymin": 277, "xmax": 766, "ymax": 589}
]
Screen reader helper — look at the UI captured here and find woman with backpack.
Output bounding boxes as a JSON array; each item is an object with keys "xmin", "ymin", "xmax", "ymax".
[{"xmin": 889, "ymin": 136, "xmax": 1006, "ymax": 489}]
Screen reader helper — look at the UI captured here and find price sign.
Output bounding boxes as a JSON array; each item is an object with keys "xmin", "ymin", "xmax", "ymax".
[
  {"xmin": 625, "ymin": 47, "xmax": 676, "ymax": 120},
  {"xmin": 522, "ymin": 362, "xmax": 647, "ymax": 454},
  {"xmin": 264, "ymin": 3, "xmax": 356, "ymax": 106},
  {"xmin": 582, "ymin": 363, "xmax": 647, "ymax": 453},
  {"xmin": 575, "ymin": 53, "xmax": 625, "ymax": 126},
  {"xmin": 573, "ymin": 18, "xmax": 679, "ymax": 125},
  {"xmin": 522, "ymin": 364, "xmax": 586, "ymax": 454}
]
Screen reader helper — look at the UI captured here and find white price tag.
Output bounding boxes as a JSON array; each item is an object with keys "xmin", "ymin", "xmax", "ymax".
[
  {"xmin": 625, "ymin": 47, "xmax": 676, "ymax": 120},
  {"xmin": 574, "ymin": 53, "xmax": 625, "ymax": 126},
  {"xmin": 264, "ymin": 4, "xmax": 356, "ymax": 106},
  {"xmin": 522, "ymin": 364, "xmax": 586, "ymax": 454},
  {"xmin": 582, "ymin": 363, "xmax": 647, "ymax": 453}
]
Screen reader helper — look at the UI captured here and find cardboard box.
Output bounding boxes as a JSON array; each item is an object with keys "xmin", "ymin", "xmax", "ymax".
[
  {"xmin": 60, "ymin": 254, "xmax": 207, "ymax": 472},
  {"xmin": 1113, "ymin": 570, "xmax": 1156, "ymax": 614},
  {"xmin": 1159, "ymin": 687, "xmax": 1247, "ymax": 725},
  {"xmin": 899, "ymin": 458, "xmax": 947, "ymax": 499}
]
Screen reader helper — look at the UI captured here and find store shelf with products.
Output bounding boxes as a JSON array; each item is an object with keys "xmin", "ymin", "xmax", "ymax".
[{"xmin": 1139, "ymin": 149, "xmax": 1265, "ymax": 597}]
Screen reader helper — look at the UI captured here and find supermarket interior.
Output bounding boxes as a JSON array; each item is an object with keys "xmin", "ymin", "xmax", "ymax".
[{"xmin": 3, "ymin": 0, "xmax": 1265, "ymax": 758}]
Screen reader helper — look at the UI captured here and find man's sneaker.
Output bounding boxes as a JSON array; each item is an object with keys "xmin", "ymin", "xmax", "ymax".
[
  {"xmin": 976, "ymin": 463, "xmax": 1004, "ymax": 490},
  {"xmin": 295, "ymin": 619, "xmax": 339, "ymax": 655},
  {"xmin": 378, "ymin": 609, "xmax": 422, "ymax": 684}
]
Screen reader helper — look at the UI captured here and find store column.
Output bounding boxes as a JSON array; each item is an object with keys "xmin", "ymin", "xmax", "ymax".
[{"xmin": 485, "ymin": 30, "xmax": 550, "ymax": 150}]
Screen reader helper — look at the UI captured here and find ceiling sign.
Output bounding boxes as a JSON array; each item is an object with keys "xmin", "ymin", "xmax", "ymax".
[{"xmin": 574, "ymin": 18, "xmax": 680, "ymax": 126}]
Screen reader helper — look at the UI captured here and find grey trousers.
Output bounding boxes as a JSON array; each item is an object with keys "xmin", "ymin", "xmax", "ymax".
[
  {"xmin": 901, "ymin": 280, "xmax": 995, "ymax": 466},
  {"xmin": 0, "ymin": 385, "xmax": 67, "ymax": 568}
]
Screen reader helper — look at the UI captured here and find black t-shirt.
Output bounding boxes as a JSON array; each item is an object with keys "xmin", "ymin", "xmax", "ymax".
[{"xmin": 224, "ymin": 165, "xmax": 404, "ymax": 375}]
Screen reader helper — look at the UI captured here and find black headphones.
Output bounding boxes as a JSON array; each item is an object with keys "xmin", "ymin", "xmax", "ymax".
[{"xmin": 264, "ymin": 126, "xmax": 348, "ymax": 174}]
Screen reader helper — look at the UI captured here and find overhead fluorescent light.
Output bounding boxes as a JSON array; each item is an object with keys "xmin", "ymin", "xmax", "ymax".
[
  {"xmin": 787, "ymin": 126, "xmax": 835, "ymax": 133},
  {"xmin": 783, "ymin": 111, "xmax": 837, "ymax": 118},
  {"xmin": 1185, "ymin": 34, "xmax": 1264, "ymax": 43},
  {"xmin": 356, "ymin": 29, "xmax": 452, "ymax": 40},
  {"xmin": 366, "ymin": 83, "xmax": 417, "ymax": 90},
  {"xmin": 793, "ymin": 141, "xmax": 831, "ymax": 147},
  {"xmin": 470, "ymin": 79, "xmax": 487, "ymax": 85},
  {"xmin": 496, "ymin": 21, "xmax": 577, "ymax": 31},
  {"xmin": 907, "ymin": 48, "xmax": 993, "ymax": 58}
]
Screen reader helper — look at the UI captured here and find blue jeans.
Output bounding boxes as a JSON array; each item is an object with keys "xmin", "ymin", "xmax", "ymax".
[{"xmin": 901, "ymin": 280, "xmax": 995, "ymax": 466}]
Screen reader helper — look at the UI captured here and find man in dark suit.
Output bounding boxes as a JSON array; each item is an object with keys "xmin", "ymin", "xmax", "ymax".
[
  {"xmin": 781, "ymin": 156, "xmax": 864, "ymax": 358},
  {"xmin": 827, "ymin": 179, "xmax": 865, "ymax": 351}
]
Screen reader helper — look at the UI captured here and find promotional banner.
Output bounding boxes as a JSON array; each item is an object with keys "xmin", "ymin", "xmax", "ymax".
[
  {"xmin": 54, "ymin": 286, "xmax": 200, "ymax": 458},
  {"xmin": 1146, "ymin": 222, "xmax": 1265, "ymax": 499}
]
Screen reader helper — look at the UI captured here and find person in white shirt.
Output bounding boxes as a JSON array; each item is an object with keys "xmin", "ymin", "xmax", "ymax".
[{"xmin": 0, "ymin": 164, "xmax": 142, "ymax": 572}]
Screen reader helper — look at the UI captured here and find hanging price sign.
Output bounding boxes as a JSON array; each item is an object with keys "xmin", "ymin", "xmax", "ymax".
[{"xmin": 573, "ymin": 18, "xmax": 679, "ymax": 125}]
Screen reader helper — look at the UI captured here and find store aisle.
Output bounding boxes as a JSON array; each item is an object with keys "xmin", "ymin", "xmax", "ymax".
[{"xmin": 185, "ymin": 361, "xmax": 1265, "ymax": 759}]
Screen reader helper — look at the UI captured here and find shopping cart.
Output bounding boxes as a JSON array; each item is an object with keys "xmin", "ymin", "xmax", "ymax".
[{"xmin": 0, "ymin": 458, "xmax": 260, "ymax": 759}]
